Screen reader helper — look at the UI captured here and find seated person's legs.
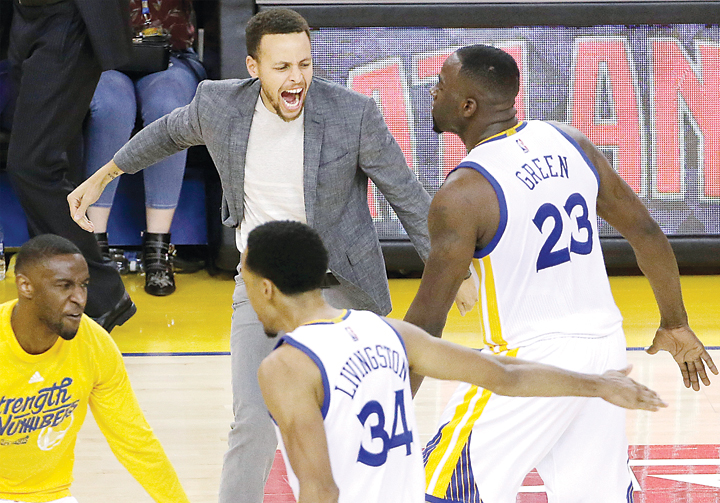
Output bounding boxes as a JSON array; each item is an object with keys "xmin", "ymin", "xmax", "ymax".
[
  {"xmin": 134, "ymin": 55, "xmax": 202, "ymax": 296},
  {"xmin": 84, "ymin": 70, "xmax": 137, "ymax": 252}
]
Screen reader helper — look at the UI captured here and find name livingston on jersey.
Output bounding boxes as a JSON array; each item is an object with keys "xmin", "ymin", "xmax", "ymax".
[
  {"xmin": 515, "ymin": 154, "xmax": 570, "ymax": 191},
  {"xmin": 334, "ymin": 345, "xmax": 409, "ymax": 399},
  {"xmin": 0, "ymin": 378, "xmax": 79, "ymax": 438}
]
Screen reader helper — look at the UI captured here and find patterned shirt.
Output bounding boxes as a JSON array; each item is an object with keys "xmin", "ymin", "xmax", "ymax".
[{"xmin": 130, "ymin": 0, "xmax": 195, "ymax": 50}]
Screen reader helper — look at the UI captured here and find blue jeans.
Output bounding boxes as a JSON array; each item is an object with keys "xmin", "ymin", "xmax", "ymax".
[{"xmin": 84, "ymin": 54, "xmax": 203, "ymax": 209}]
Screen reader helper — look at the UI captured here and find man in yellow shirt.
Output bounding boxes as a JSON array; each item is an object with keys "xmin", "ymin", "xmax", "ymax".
[{"xmin": 0, "ymin": 234, "xmax": 190, "ymax": 503}]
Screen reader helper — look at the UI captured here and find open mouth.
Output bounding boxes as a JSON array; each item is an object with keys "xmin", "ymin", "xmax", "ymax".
[{"xmin": 280, "ymin": 88, "xmax": 304, "ymax": 111}]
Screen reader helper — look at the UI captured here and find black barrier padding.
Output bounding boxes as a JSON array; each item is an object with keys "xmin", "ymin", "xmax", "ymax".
[{"xmin": 257, "ymin": 2, "xmax": 720, "ymax": 29}]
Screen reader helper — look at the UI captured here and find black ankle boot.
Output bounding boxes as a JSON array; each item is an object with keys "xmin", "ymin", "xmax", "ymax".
[
  {"xmin": 94, "ymin": 232, "xmax": 111, "ymax": 262},
  {"xmin": 143, "ymin": 232, "xmax": 176, "ymax": 296},
  {"xmin": 95, "ymin": 232, "xmax": 129, "ymax": 274}
]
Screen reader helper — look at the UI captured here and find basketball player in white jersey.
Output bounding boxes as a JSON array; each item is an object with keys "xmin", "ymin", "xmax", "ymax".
[
  {"xmin": 241, "ymin": 220, "xmax": 666, "ymax": 503},
  {"xmin": 404, "ymin": 45, "xmax": 718, "ymax": 503}
]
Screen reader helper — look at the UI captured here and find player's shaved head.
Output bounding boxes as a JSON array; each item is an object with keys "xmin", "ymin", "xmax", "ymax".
[
  {"xmin": 456, "ymin": 44, "xmax": 520, "ymax": 101},
  {"xmin": 15, "ymin": 234, "xmax": 83, "ymax": 276}
]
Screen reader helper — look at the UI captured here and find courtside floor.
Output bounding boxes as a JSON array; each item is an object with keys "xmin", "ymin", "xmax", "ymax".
[{"xmin": 0, "ymin": 267, "xmax": 718, "ymax": 502}]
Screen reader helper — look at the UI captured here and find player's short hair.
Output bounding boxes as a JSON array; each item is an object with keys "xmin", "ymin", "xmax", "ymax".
[
  {"xmin": 244, "ymin": 221, "xmax": 328, "ymax": 295},
  {"xmin": 246, "ymin": 8, "xmax": 311, "ymax": 60},
  {"xmin": 456, "ymin": 44, "xmax": 520, "ymax": 99},
  {"xmin": 14, "ymin": 234, "xmax": 83, "ymax": 276}
]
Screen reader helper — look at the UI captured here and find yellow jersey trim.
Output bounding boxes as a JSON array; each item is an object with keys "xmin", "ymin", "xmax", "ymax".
[
  {"xmin": 479, "ymin": 256, "xmax": 508, "ymax": 352},
  {"xmin": 424, "ymin": 348, "xmax": 520, "ymax": 497},
  {"xmin": 475, "ymin": 121, "xmax": 526, "ymax": 147},
  {"xmin": 301, "ymin": 309, "xmax": 350, "ymax": 326}
]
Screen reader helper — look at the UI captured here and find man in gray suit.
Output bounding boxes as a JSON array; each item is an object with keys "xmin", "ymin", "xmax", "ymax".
[{"xmin": 68, "ymin": 8, "xmax": 477, "ymax": 503}]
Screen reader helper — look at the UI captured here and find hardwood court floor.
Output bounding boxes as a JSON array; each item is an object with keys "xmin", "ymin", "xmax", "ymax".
[{"xmin": 0, "ymin": 267, "xmax": 718, "ymax": 502}]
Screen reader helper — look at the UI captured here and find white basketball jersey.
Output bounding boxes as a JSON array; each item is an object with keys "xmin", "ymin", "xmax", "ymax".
[
  {"xmin": 459, "ymin": 120, "xmax": 623, "ymax": 351},
  {"xmin": 273, "ymin": 310, "xmax": 424, "ymax": 503}
]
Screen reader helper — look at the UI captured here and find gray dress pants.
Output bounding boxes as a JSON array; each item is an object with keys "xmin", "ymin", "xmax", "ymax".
[{"xmin": 218, "ymin": 270, "xmax": 354, "ymax": 503}]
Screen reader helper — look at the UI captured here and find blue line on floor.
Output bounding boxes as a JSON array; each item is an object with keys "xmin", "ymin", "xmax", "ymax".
[
  {"xmin": 627, "ymin": 346, "xmax": 720, "ymax": 351},
  {"xmin": 123, "ymin": 351, "xmax": 231, "ymax": 357}
]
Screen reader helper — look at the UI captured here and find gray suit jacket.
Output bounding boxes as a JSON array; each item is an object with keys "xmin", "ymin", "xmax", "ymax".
[{"xmin": 115, "ymin": 77, "xmax": 431, "ymax": 315}]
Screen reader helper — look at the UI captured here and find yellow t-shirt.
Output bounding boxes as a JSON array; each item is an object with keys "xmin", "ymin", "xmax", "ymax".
[{"xmin": 0, "ymin": 300, "xmax": 190, "ymax": 503}]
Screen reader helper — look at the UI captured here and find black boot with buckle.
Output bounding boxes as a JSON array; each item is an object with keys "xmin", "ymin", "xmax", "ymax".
[
  {"xmin": 94, "ymin": 232, "xmax": 129, "ymax": 274},
  {"xmin": 142, "ymin": 232, "xmax": 176, "ymax": 296},
  {"xmin": 94, "ymin": 232, "xmax": 111, "ymax": 262}
]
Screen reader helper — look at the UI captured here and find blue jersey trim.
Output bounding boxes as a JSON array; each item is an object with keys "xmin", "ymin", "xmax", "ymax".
[
  {"xmin": 379, "ymin": 318, "xmax": 413, "ymax": 386},
  {"xmin": 626, "ymin": 480, "xmax": 634, "ymax": 503},
  {"xmin": 425, "ymin": 494, "xmax": 465, "ymax": 503},
  {"xmin": 276, "ymin": 335, "xmax": 331, "ymax": 419},
  {"xmin": 379, "ymin": 317, "xmax": 408, "ymax": 357},
  {"xmin": 548, "ymin": 123, "xmax": 600, "ymax": 188},
  {"xmin": 448, "ymin": 161, "xmax": 508, "ymax": 258}
]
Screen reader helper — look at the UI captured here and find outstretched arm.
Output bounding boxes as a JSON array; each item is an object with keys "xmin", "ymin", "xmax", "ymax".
[
  {"xmin": 68, "ymin": 160, "xmax": 125, "ymax": 232},
  {"xmin": 552, "ymin": 122, "xmax": 717, "ymax": 391},
  {"xmin": 388, "ymin": 318, "xmax": 666, "ymax": 411},
  {"xmin": 90, "ymin": 334, "xmax": 190, "ymax": 503},
  {"xmin": 68, "ymin": 80, "xmax": 208, "ymax": 233},
  {"xmin": 258, "ymin": 345, "xmax": 339, "ymax": 503}
]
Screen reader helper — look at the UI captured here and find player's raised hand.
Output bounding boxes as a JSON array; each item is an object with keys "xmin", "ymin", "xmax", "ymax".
[
  {"xmin": 599, "ymin": 366, "xmax": 667, "ymax": 411},
  {"xmin": 67, "ymin": 161, "xmax": 123, "ymax": 233},
  {"xmin": 646, "ymin": 324, "xmax": 718, "ymax": 391}
]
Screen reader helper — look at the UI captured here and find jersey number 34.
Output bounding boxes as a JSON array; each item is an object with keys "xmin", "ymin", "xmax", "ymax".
[
  {"xmin": 356, "ymin": 389, "xmax": 413, "ymax": 467},
  {"xmin": 533, "ymin": 192, "xmax": 593, "ymax": 271}
]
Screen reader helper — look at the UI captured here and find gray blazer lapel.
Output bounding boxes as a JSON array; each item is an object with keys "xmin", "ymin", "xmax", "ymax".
[{"xmin": 303, "ymin": 86, "xmax": 324, "ymax": 228}]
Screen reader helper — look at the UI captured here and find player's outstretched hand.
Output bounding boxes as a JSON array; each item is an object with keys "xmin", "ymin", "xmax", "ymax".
[
  {"xmin": 646, "ymin": 325, "xmax": 718, "ymax": 391},
  {"xmin": 600, "ymin": 366, "xmax": 667, "ymax": 411}
]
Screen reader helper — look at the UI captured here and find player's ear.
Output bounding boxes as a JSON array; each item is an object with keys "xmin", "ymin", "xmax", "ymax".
[
  {"xmin": 462, "ymin": 98, "xmax": 477, "ymax": 117},
  {"xmin": 15, "ymin": 273, "xmax": 35, "ymax": 300},
  {"xmin": 247, "ymin": 55, "xmax": 259, "ymax": 78},
  {"xmin": 261, "ymin": 278, "xmax": 275, "ymax": 300}
]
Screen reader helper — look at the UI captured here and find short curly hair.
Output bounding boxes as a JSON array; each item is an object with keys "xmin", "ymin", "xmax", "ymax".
[
  {"xmin": 246, "ymin": 8, "xmax": 311, "ymax": 60},
  {"xmin": 244, "ymin": 221, "xmax": 328, "ymax": 295}
]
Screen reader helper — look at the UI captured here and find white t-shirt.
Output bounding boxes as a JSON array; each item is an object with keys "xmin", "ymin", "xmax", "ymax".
[{"xmin": 236, "ymin": 96, "xmax": 306, "ymax": 252}]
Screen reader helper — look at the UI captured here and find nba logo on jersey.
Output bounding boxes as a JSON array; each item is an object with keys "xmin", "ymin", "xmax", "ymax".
[
  {"xmin": 345, "ymin": 326, "xmax": 359, "ymax": 341},
  {"xmin": 516, "ymin": 139, "xmax": 529, "ymax": 153}
]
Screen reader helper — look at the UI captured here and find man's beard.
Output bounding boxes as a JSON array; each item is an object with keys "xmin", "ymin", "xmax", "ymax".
[
  {"xmin": 265, "ymin": 330, "xmax": 279, "ymax": 338},
  {"xmin": 43, "ymin": 316, "xmax": 78, "ymax": 341},
  {"xmin": 273, "ymin": 101, "xmax": 304, "ymax": 122},
  {"xmin": 432, "ymin": 117, "xmax": 443, "ymax": 134},
  {"xmin": 59, "ymin": 328, "xmax": 79, "ymax": 341}
]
